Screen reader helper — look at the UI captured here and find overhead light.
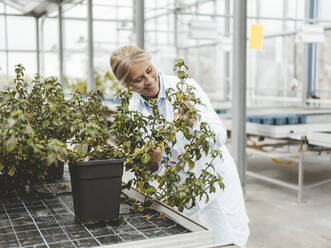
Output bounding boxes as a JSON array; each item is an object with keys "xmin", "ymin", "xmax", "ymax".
[{"xmin": 295, "ymin": 24, "xmax": 325, "ymax": 43}]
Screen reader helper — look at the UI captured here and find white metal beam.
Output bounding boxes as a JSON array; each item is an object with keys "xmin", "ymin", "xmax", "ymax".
[
  {"xmin": 35, "ymin": 17, "xmax": 40, "ymax": 74},
  {"xmin": 58, "ymin": 4, "xmax": 64, "ymax": 86},
  {"xmin": 87, "ymin": 0, "xmax": 95, "ymax": 92},
  {"xmin": 135, "ymin": 0, "xmax": 144, "ymax": 49},
  {"xmin": 231, "ymin": 0, "xmax": 247, "ymax": 190}
]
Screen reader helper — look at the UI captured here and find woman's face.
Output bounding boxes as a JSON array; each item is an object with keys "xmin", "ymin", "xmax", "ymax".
[{"xmin": 128, "ymin": 60, "xmax": 160, "ymax": 100}]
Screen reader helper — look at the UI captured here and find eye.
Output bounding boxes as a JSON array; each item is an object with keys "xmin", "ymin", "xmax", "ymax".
[
  {"xmin": 134, "ymin": 77, "xmax": 143, "ymax": 83},
  {"xmin": 146, "ymin": 67, "xmax": 152, "ymax": 73}
]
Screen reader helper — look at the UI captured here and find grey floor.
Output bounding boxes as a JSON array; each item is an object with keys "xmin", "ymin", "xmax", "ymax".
[{"xmin": 245, "ymin": 152, "xmax": 331, "ymax": 248}]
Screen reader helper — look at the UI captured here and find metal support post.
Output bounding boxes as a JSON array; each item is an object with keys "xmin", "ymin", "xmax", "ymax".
[
  {"xmin": 311, "ymin": 0, "xmax": 319, "ymax": 101},
  {"xmin": 282, "ymin": 0, "xmax": 288, "ymax": 99},
  {"xmin": 35, "ymin": 17, "xmax": 40, "ymax": 74},
  {"xmin": 58, "ymin": 4, "xmax": 64, "ymax": 86},
  {"xmin": 232, "ymin": 0, "xmax": 247, "ymax": 190},
  {"xmin": 4, "ymin": 0, "xmax": 9, "ymax": 82},
  {"xmin": 302, "ymin": 0, "xmax": 319, "ymax": 104},
  {"xmin": 174, "ymin": 11, "xmax": 178, "ymax": 57},
  {"xmin": 87, "ymin": 0, "xmax": 95, "ymax": 92},
  {"xmin": 298, "ymin": 140, "xmax": 304, "ymax": 202},
  {"xmin": 40, "ymin": 17, "xmax": 45, "ymax": 75},
  {"xmin": 254, "ymin": 0, "xmax": 260, "ymax": 104},
  {"xmin": 135, "ymin": 0, "xmax": 145, "ymax": 49},
  {"xmin": 224, "ymin": 0, "xmax": 230, "ymax": 100}
]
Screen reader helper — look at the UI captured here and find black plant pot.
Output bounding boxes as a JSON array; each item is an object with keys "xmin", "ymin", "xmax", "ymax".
[
  {"xmin": 69, "ymin": 158, "xmax": 124, "ymax": 223},
  {"xmin": 46, "ymin": 162, "xmax": 64, "ymax": 182}
]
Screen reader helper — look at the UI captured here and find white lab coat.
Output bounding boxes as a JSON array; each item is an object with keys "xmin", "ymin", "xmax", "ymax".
[{"xmin": 129, "ymin": 73, "xmax": 249, "ymax": 247}]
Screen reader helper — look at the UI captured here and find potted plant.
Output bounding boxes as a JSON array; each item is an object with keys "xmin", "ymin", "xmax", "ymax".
[
  {"xmin": 65, "ymin": 58, "xmax": 224, "ymax": 221},
  {"xmin": 0, "ymin": 65, "xmax": 70, "ymax": 195},
  {"xmin": 65, "ymin": 89, "xmax": 125, "ymax": 223},
  {"xmin": 0, "ymin": 65, "xmax": 125, "ymax": 222}
]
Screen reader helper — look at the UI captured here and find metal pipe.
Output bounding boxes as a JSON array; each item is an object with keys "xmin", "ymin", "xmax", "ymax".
[
  {"xmin": 298, "ymin": 141, "xmax": 304, "ymax": 202},
  {"xmin": 224, "ymin": 0, "xmax": 230, "ymax": 100},
  {"xmin": 174, "ymin": 12, "xmax": 178, "ymax": 56},
  {"xmin": 312, "ymin": 0, "xmax": 320, "ymax": 99},
  {"xmin": 305, "ymin": 178, "xmax": 331, "ymax": 189},
  {"xmin": 246, "ymin": 171, "xmax": 298, "ymax": 191},
  {"xmin": 35, "ymin": 17, "xmax": 40, "ymax": 74},
  {"xmin": 4, "ymin": 0, "xmax": 9, "ymax": 82},
  {"xmin": 115, "ymin": 0, "xmax": 119, "ymax": 48},
  {"xmin": 58, "ymin": 4, "xmax": 64, "ymax": 86},
  {"xmin": 0, "ymin": 13, "xmax": 133, "ymax": 23},
  {"xmin": 254, "ymin": 0, "xmax": 261, "ymax": 104},
  {"xmin": 135, "ymin": 0, "xmax": 144, "ymax": 49},
  {"xmin": 282, "ymin": 0, "xmax": 288, "ymax": 99},
  {"xmin": 174, "ymin": 11, "xmax": 331, "ymax": 23},
  {"xmin": 40, "ymin": 16, "xmax": 45, "ymax": 75},
  {"xmin": 145, "ymin": 0, "xmax": 214, "ymax": 21},
  {"xmin": 231, "ymin": 0, "xmax": 247, "ymax": 190},
  {"xmin": 87, "ymin": 0, "xmax": 95, "ymax": 92},
  {"xmin": 0, "ymin": 47, "xmax": 131, "ymax": 53},
  {"xmin": 176, "ymin": 30, "xmax": 299, "ymax": 50},
  {"xmin": 302, "ymin": 0, "xmax": 317, "ymax": 104},
  {"xmin": 2, "ymin": 8, "xmax": 331, "ymax": 24}
]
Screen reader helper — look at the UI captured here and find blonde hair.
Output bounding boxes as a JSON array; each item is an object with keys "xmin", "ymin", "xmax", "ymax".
[{"xmin": 110, "ymin": 45, "xmax": 151, "ymax": 85}]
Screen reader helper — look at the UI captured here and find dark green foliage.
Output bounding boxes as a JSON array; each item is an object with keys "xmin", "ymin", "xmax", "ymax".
[
  {"xmin": 0, "ymin": 65, "xmax": 121, "ymax": 195},
  {"xmin": 0, "ymin": 65, "xmax": 69, "ymax": 194}
]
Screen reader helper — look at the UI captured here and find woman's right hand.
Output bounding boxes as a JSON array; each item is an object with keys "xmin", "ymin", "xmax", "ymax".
[{"xmin": 149, "ymin": 147, "xmax": 162, "ymax": 172}]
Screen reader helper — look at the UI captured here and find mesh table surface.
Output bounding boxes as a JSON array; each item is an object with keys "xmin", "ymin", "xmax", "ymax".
[{"xmin": 0, "ymin": 182, "xmax": 190, "ymax": 248}]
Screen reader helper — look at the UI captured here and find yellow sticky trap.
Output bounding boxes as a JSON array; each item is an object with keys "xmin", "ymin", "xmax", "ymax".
[{"xmin": 249, "ymin": 24, "xmax": 263, "ymax": 50}]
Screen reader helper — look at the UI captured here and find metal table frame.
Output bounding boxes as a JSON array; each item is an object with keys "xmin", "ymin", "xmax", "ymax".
[
  {"xmin": 222, "ymin": 115, "xmax": 331, "ymax": 202},
  {"xmin": 246, "ymin": 133, "xmax": 331, "ymax": 202}
]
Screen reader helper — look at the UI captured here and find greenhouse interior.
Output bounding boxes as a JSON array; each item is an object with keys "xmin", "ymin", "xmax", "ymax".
[{"xmin": 0, "ymin": 0, "xmax": 331, "ymax": 247}]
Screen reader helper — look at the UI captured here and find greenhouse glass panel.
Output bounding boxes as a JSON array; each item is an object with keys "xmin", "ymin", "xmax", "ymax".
[
  {"xmin": 8, "ymin": 52, "xmax": 37, "ymax": 79},
  {"xmin": 43, "ymin": 53, "xmax": 59, "ymax": 78},
  {"xmin": 7, "ymin": 17, "xmax": 35, "ymax": 50},
  {"xmin": 43, "ymin": 18, "xmax": 59, "ymax": 51},
  {"xmin": 64, "ymin": 19, "xmax": 88, "ymax": 50},
  {"xmin": 63, "ymin": 2, "xmax": 87, "ymax": 18},
  {"xmin": 0, "ymin": 15, "xmax": 5, "ymax": 49},
  {"xmin": 0, "ymin": 52, "xmax": 7, "ymax": 85}
]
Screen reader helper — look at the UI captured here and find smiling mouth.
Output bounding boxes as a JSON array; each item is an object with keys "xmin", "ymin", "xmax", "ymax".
[{"xmin": 144, "ymin": 81, "xmax": 156, "ymax": 90}]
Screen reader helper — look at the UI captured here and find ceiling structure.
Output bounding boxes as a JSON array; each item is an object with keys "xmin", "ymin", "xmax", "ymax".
[{"xmin": 3, "ymin": 0, "xmax": 80, "ymax": 17}]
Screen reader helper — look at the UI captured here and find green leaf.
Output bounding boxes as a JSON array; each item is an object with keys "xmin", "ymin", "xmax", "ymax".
[
  {"xmin": 77, "ymin": 143, "xmax": 88, "ymax": 156},
  {"xmin": 145, "ymin": 185, "xmax": 156, "ymax": 195},
  {"xmin": 202, "ymin": 143, "xmax": 209, "ymax": 155},
  {"xmin": 141, "ymin": 153, "xmax": 151, "ymax": 165},
  {"xmin": 218, "ymin": 178, "xmax": 225, "ymax": 190},
  {"xmin": 8, "ymin": 166, "xmax": 15, "ymax": 176},
  {"xmin": 24, "ymin": 125, "xmax": 34, "ymax": 135},
  {"xmin": 137, "ymin": 181, "xmax": 144, "ymax": 191},
  {"xmin": 204, "ymin": 192, "xmax": 209, "ymax": 204},
  {"xmin": 183, "ymin": 128, "xmax": 190, "ymax": 139},
  {"xmin": 47, "ymin": 153, "xmax": 57, "ymax": 166},
  {"xmin": 5, "ymin": 136, "xmax": 17, "ymax": 153},
  {"xmin": 171, "ymin": 132, "xmax": 176, "ymax": 141},
  {"xmin": 188, "ymin": 160, "xmax": 195, "ymax": 171},
  {"xmin": 0, "ymin": 162, "xmax": 4, "ymax": 172}
]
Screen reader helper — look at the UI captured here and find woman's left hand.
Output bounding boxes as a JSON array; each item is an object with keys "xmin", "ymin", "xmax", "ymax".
[{"xmin": 179, "ymin": 96, "xmax": 196, "ymax": 128}]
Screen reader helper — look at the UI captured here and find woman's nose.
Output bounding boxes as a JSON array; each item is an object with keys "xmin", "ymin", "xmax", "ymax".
[{"xmin": 145, "ymin": 74, "xmax": 153, "ymax": 85}]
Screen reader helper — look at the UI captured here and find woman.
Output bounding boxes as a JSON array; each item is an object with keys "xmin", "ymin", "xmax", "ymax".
[{"xmin": 110, "ymin": 45, "xmax": 249, "ymax": 247}]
